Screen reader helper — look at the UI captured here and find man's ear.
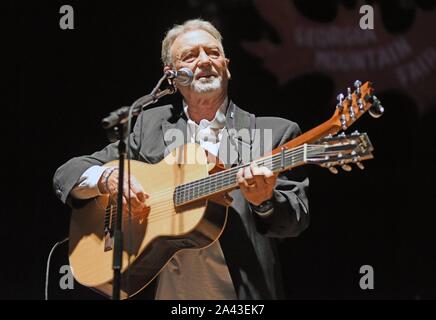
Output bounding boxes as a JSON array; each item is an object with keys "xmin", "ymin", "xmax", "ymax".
[
  {"xmin": 163, "ymin": 66, "xmax": 171, "ymax": 73},
  {"xmin": 226, "ymin": 58, "xmax": 231, "ymax": 80}
]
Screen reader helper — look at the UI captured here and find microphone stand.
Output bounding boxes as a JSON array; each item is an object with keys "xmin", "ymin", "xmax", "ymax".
[{"xmin": 101, "ymin": 75, "xmax": 176, "ymax": 300}]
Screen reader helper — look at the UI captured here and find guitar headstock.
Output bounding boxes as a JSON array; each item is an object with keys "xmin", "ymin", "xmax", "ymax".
[
  {"xmin": 306, "ymin": 131, "xmax": 374, "ymax": 174},
  {"xmin": 333, "ymin": 81, "xmax": 384, "ymax": 131}
]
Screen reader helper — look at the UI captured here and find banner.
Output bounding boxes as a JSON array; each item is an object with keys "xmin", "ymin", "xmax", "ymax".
[{"xmin": 242, "ymin": 0, "xmax": 436, "ymax": 113}]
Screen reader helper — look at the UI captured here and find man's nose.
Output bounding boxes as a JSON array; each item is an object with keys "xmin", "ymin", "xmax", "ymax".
[{"xmin": 197, "ymin": 50, "xmax": 212, "ymax": 67}]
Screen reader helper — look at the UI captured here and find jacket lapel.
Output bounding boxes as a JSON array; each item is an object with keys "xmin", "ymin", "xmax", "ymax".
[
  {"xmin": 218, "ymin": 101, "xmax": 254, "ymax": 167},
  {"xmin": 161, "ymin": 114, "xmax": 188, "ymax": 156}
]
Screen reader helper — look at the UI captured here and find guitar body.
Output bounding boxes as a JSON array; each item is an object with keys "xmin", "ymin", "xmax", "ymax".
[{"xmin": 68, "ymin": 143, "xmax": 228, "ymax": 299}]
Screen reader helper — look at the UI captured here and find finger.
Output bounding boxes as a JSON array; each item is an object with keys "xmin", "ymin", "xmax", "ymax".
[
  {"xmin": 238, "ymin": 176, "xmax": 250, "ymax": 189},
  {"xmin": 107, "ymin": 175, "xmax": 119, "ymax": 196},
  {"xmin": 123, "ymin": 180, "xmax": 142, "ymax": 207},
  {"xmin": 253, "ymin": 173, "xmax": 266, "ymax": 186},
  {"xmin": 256, "ymin": 167, "xmax": 275, "ymax": 185},
  {"xmin": 244, "ymin": 166, "xmax": 254, "ymax": 185},
  {"xmin": 238, "ymin": 172, "xmax": 255, "ymax": 189},
  {"xmin": 259, "ymin": 166, "xmax": 274, "ymax": 178},
  {"xmin": 264, "ymin": 172, "xmax": 277, "ymax": 185},
  {"xmin": 251, "ymin": 162, "xmax": 262, "ymax": 176},
  {"xmin": 236, "ymin": 168, "xmax": 243, "ymax": 180},
  {"xmin": 123, "ymin": 195, "xmax": 146, "ymax": 215},
  {"xmin": 237, "ymin": 168, "xmax": 250, "ymax": 188},
  {"xmin": 122, "ymin": 195, "xmax": 132, "ymax": 215},
  {"xmin": 250, "ymin": 166, "xmax": 273, "ymax": 186},
  {"xmin": 130, "ymin": 180, "xmax": 146, "ymax": 203},
  {"xmin": 130, "ymin": 176, "xmax": 149, "ymax": 201},
  {"xmin": 244, "ymin": 165, "xmax": 253, "ymax": 180}
]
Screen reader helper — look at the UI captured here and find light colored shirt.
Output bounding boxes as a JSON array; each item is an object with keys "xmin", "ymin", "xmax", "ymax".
[
  {"xmin": 184, "ymin": 98, "xmax": 227, "ymax": 156},
  {"xmin": 70, "ymin": 165, "xmax": 106, "ymax": 199},
  {"xmin": 154, "ymin": 98, "xmax": 236, "ymax": 299}
]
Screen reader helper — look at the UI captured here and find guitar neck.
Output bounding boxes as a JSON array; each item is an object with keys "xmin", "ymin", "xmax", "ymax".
[{"xmin": 174, "ymin": 144, "xmax": 315, "ymax": 206}]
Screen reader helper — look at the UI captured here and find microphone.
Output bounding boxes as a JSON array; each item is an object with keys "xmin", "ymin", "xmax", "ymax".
[{"xmin": 165, "ymin": 67, "xmax": 194, "ymax": 86}]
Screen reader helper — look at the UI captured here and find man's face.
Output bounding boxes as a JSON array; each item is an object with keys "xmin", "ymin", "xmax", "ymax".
[{"xmin": 168, "ymin": 29, "xmax": 231, "ymax": 96}]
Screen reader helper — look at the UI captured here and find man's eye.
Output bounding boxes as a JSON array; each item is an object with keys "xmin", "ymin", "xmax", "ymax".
[
  {"xmin": 209, "ymin": 51, "xmax": 220, "ymax": 58},
  {"xmin": 183, "ymin": 54, "xmax": 196, "ymax": 62}
]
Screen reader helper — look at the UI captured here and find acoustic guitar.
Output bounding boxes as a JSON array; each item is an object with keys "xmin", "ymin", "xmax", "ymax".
[{"xmin": 68, "ymin": 81, "xmax": 383, "ymax": 298}]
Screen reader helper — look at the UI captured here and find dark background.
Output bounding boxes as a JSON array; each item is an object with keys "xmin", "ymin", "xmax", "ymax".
[{"xmin": 4, "ymin": 0, "xmax": 436, "ymax": 299}]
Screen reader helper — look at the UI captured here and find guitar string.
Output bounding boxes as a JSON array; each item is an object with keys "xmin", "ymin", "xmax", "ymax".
[
  {"xmin": 145, "ymin": 147, "xmax": 308, "ymax": 200},
  {"xmin": 104, "ymin": 147, "xmax": 333, "ymax": 224},
  {"xmin": 173, "ymin": 145, "xmax": 321, "ymax": 193},
  {"xmin": 106, "ymin": 149, "xmax": 308, "ymax": 216},
  {"xmin": 170, "ymin": 144, "xmax": 324, "ymax": 202},
  {"xmin": 104, "ymin": 151, "xmax": 308, "ymax": 225},
  {"xmin": 171, "ymin": 147, "xmax": 310, "ymax": 199},
  {"xmin": 105, "ymin": 146, "xmax": 332, "ymax": 223},
  {"xmin": 105, "ymin": 145, "xmax": 357, "ymax": 226},
  {"xmin": 111, "ymin": 146, "xmax": 317, "ymax": 203},
  {"xmin": 135, "ymin": 145, "xmax": 328, "ymax": 207}
]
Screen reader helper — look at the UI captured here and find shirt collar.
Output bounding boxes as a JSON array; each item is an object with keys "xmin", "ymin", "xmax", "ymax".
[{"xmin": 183, "ymin": 97, "xmax": 228, "ymax": 129}]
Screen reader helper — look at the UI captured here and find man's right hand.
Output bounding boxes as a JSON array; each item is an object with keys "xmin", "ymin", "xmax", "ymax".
[{"xmin": 98, "ymin": 167, "xmax": 149, "ymax": 215}]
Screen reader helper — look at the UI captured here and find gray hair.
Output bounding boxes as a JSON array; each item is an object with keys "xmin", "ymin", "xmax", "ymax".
[{"xmin": 161, "ymin": 19, "xmax": 225, "ymax": 67}]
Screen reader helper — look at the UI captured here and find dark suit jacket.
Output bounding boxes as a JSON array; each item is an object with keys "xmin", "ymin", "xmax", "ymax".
[{"xmin": 53, "ymin": 101, "xmax": 309, "ymax": 299}]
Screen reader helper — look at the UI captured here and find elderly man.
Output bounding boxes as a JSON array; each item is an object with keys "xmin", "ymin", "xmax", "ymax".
[{"xmin": 53, "ymin": 19, "xmax": 309, "ymax": 300}]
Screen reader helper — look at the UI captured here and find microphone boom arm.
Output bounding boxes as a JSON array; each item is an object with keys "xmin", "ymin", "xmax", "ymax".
[{"xmin": 101, "ymin": 75, "xmax": 177, "ymax": 130}]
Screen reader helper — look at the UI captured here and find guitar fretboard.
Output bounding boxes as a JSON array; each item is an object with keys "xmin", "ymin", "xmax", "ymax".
[{"xmin": 173, "ymin": 144, "xmax": 321, "ymax": 206}]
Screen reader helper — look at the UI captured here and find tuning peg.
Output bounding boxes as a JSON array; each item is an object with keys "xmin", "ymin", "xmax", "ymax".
[
  {"xmin": 340, "ymin": 114, "xmax": 347, "ymax": 130},
  {"xmin": 341, "ymin": 164, "xmax": 352, "ymax": 172},
  {"xmin": 357, "ymin": 98, "xmax": 364, "ymax": 111},
  {"xmin": 349, "ymin": 104, "xmax": 356, "ymax": 120},
  {"xmin": 369, "ymin": 104, "xmax": 384, "ymax": 118},
  {"xmin": 336, "ymin": 93, "xmax": 344, "ymax": 111},
  {"xmin": 328, "ymin": 166, "xmax": 339, "ymax": 174},
  {"xmin": 356, "ymin": 162, "xmax": 365, "ymax": 170},
  {"xmin": 351, "ymin": 130, "xmax": 360, "ymax": 136},
  {"xmin": 347, "ymin": 87, "xmax": 353, "ymax": 101},
  {"xmin": 369, "ymin": 96, "xmax": 384, "ymax": 118},
  {"xmin": 354, "ymin": 80, "xmax": 362, "ymax": 90}
]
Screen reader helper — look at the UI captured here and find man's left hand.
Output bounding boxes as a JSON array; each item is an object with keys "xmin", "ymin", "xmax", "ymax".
[{"xmin": 237, "ymin": 162, "xmax": 277, "ymax": 206}]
